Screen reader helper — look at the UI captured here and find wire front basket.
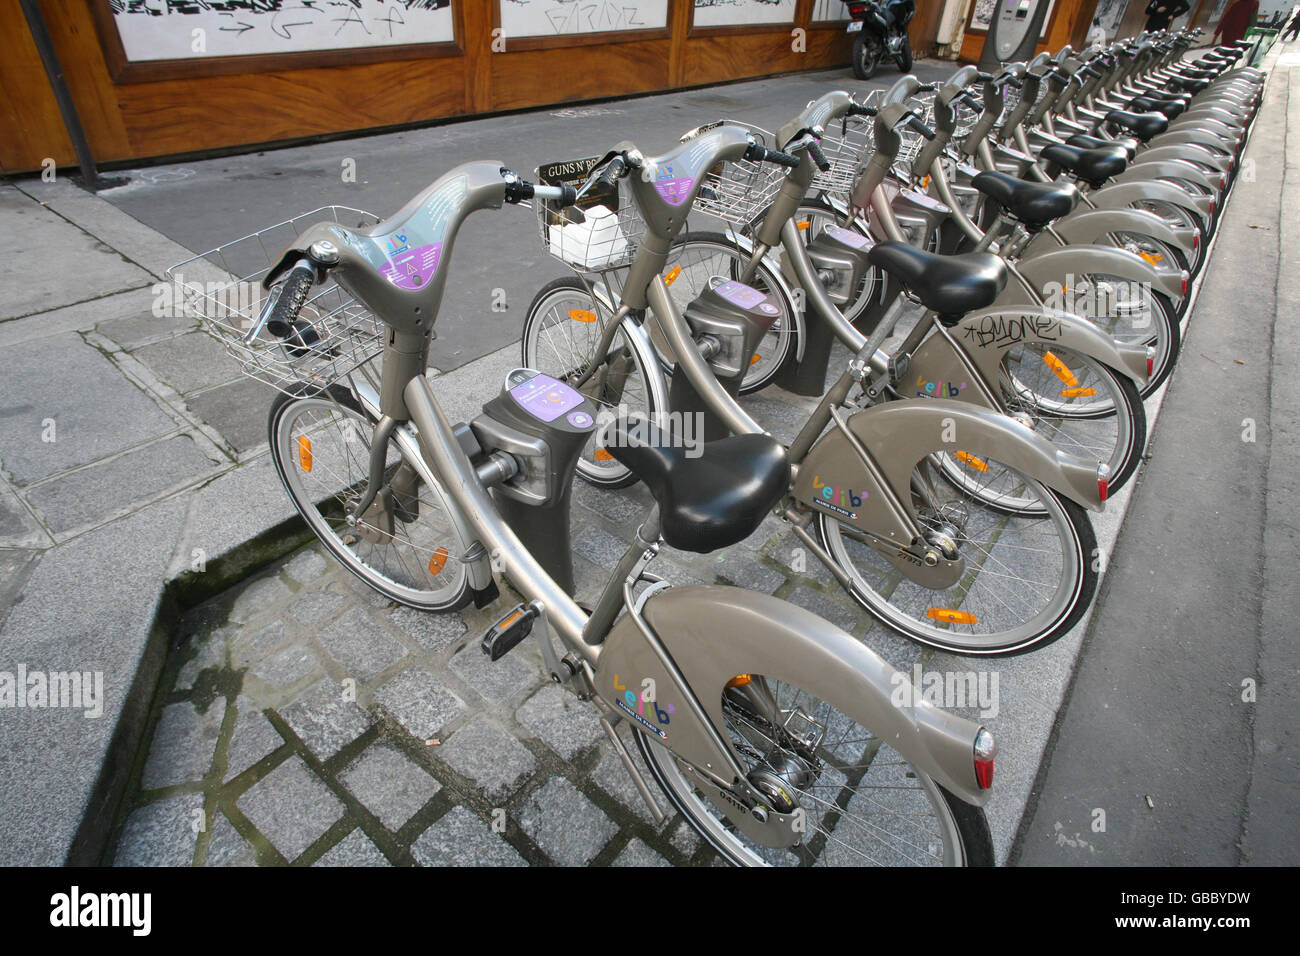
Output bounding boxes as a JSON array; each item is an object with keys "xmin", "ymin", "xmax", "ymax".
[
  {"xmin": 695, "ymin": 155, "xmax": 787, "ymax": 227},
  {"xmin": 535, "ymin": 176, "xmax": 645, "ymax": 272},
  {"xmin": 167, "ymin": 205, "xmax": 384, "ymax": 397},
  {"xmin": 810, "ymin": 116, "xmax": 872, "ymax": 196}
]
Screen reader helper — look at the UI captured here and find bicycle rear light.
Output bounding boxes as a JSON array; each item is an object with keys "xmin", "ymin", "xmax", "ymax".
[{"xmin": 974, "ymin": 729, "xmax": 996, "ymax": 790}]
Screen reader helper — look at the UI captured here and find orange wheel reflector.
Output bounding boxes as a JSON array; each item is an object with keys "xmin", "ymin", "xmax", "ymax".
[
  {"xmin": 955, "ymin": 451, "xmax": 989, "ymax": 472},
  {"xmin": 726, "ymin": 674, "xmax": 752, "ymax": 688},
  {"xmin": 921, "ymin": 174, "xmax": 931, "ymax": 189},
  {"xmin": 594, "ymin": 448, "xmax": 614, "ymax": 461},
  {"xmin": 1061, "ymin": 386, "xmax": 1098, "ymax": 398},
  {"xmin": 664, "ymin": 265, "xmax": 683, "ymax": 285},
  {"xmin": 1139, "ymin": 250, "xmax": 1164, "ymax": 265},
  {"xmin": 297, "ymin": 436, "xmax": 313, "ymax": 472},
  {"xmin": 796, "ymin": 220, "xmax": 811, "ymax": 230},
  {"xmin": 927, "ymin": 608, "xmax": 978, "ymax": 625},
  {"xmin": 749, "ymin": 353, "xmax": 762, "ymax": 366},
  {"xmin": 427, "ymin": 547, "xmax": 449, "ymax": 577},
  {"xmin": 569, "ymin": 309, "xmax": 597, "ymax": 323},
  {"xmin": 1042, "ymin": 351, "xmax": 1079, "ymax": 388}
]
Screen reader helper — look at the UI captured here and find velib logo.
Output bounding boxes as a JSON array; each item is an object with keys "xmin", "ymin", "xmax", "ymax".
[
  {"xmin": 613, "ymin": 674, "xmax": 674, "ymax": 739},
  {"xmin": 916, "ymin": 375, "xmax": 967, "ymax": 398},
  {"xmin": 0, "ymin": 666, "xmax": 103, "ymax": 718},
  {"xmin": 50, "ymin": 887, "xmax": 150, "ymax": 937},
  {"xmin": 811, "ymin": 476, "xmax": 866, "ymax": 520}
]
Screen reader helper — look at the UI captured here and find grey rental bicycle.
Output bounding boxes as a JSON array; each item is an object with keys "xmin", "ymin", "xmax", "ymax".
[
  {"xmin": 521, "ymin": 124, "xmax": 1116, "ymax": 656},
  {"xmin": 170, "ymin": 161, "xmax": 998, "ymax": 866}
]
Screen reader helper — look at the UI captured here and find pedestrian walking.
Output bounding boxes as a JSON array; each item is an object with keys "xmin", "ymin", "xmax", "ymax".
[
  {"xmin": 1143, "ymin": 0, "xmax": 1191, "ymax": 33},
  {"xmin": 1212, "ymin": 0, "xmax": 1259, "ymax": 46}
]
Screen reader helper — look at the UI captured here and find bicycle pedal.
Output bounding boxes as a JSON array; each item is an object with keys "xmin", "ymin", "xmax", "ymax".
[{"xmin": 481, "ymin": 604, "xmax": 537, "ymax": 661}]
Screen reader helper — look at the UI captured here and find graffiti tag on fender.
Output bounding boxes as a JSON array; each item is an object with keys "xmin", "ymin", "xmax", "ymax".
[{"xmin": 962, "ymin": 313, "xmax": 1062, "ymax": 349}]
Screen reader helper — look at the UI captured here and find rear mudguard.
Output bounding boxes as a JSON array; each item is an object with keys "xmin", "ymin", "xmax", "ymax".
[
  {"xmin": 1111, "ymin": 159, "xmax": 1220, "ymax": 195},
  {"xmin": 908, "ymin": 301, "xmax": 1149, "ymax": 400},
  {"xmin": 1166, "ymin": 117, "xmax": 1241, "ymax": 144},
  {"xmin": 1136, "ymin": 144, "xmax": 1232, "ymax": 175},
  {"xmin": 794, "ymin": 396, "xmax": 1105, "ymax": 521},
  {"xmin": 1176, "ymin": 105, "xmax": 1247, "ymax": 127},
  {"xmin": 1151, "ymin": 128, "xmax": 1237, "ymax": 156},
  {"xmin": 1011, "ymin": 242, "xmax": 1187, "ymax": 306},
  {"xmin": 595, "ymin": 584, "xmax": 990, "ymax": 847},
  {"xmin": 1087, "ymin": 179, "xmax": 1215, "ymax": 220},
  {"xmin": 1028, "ymin": 206, "xmax": 1197, "ymax": 263}
]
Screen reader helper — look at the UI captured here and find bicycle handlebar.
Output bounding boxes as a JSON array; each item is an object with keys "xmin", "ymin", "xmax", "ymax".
[
  {"xmin": 744, "ymin": 143, "xmax": 801, "ymax": 168},
  {"xmin": 807, "ymin": 139, "xmax": 831, "ymax": 172},
  {"xmin": 903, "ymin": 114, "xmax": 937, "ymax": 140},
  {"xmin": 264, "ymin": 259, "xmax": 316, "ymax": 339}
]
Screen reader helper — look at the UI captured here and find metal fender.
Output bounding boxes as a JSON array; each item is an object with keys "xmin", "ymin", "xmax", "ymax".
[
  {"xmin": 1136, "ymin": 144, "xmax": 1232, "ymax": 175},
  {"xmin": 794, "ymin": 397, "xmax": 1106, "ymax": 518},
  {"xmin": 1111, "ymin": 159, "xmax": 1220, "ymax": 194},
  {"xmin": 595, "ymin": 584, "xmax": 992, "ymax": 815},
  {"xmin": 1167, "ymin": 116, "xmax": 1241, "ymax": 140},
  {"xmin": 1011, "ymin": 242, "xmax": 1187, "ymax": 304},
  {"xmin": 1088, "ymin": 179, "xmax": 1215, "ymax": 220},
  {"xmin": 1150, "ymin": 129, "xmax": 1237, "ymax": 156},
  {"xmin": 1033, "ymin": 207, "xmax": 1197, "ymax": 262},
  {"xmin": 909, "ymin": 302, "xmax": 1149, "ymax": 398}
]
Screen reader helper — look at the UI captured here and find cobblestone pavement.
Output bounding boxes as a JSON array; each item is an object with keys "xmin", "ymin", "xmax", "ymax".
[{"xmin": 110, "ymin": 350, "xmax": 935, "ymax": 867}]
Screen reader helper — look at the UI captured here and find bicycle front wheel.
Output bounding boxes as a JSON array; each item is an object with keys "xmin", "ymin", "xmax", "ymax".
[
  {"xmin": 268, "ymin": 385, "xmax": 474, "ymax": 610},
  {"xmin": 663, "ymin": 232, "xmax": 799, "ymax": 394},
  {"xmin": 522, "ymin": 276, "xmax": 663, "ymax": 489},
  {"xmin": 636, "ymin": 676, "xmax": 993, "ymax": 866}
]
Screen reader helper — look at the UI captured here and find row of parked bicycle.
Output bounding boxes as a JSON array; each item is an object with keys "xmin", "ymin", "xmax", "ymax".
[{"xmin": 181, "ymin": 29, "xmax": 1262, "ymax": 865}]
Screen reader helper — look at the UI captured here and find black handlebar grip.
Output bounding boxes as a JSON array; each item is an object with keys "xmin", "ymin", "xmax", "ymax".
[
  {"xmin": 744, "ymin": 143, "xmax": 800, "ymax": 168},
  {"xmin": 848, "ymin": 103, "xmax": 879, "ymax": 117},
  {"xmin": 807, "ymin": 140, "xmax": 831, "ymax": 172},
  {"xmin": 266, "ymin": 262, "xmax": 315, "ymax": 338},
  {"xmin": 906, "ymin": 115, "xmax": 937, "ymax": 141},
  {"xmin": 555, "ymin": 183, "xmax": 578, "ymax": 207},
  {"xmin": 765, "ymin": 148, "xmax": 802, "ymax": 168},
  {"xmin": 597, "ymin": 156, "xmax": 627, "ymax": 187}
]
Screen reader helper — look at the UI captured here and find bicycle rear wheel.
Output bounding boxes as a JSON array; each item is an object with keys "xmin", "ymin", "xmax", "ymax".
[
  {"xmin": 636, "ymin": 676, "xmax": 993, "ymax": 866},
  {"xmin": 819, "ymin": 452, "xmax": 1097, "ymax": 655},
  {"xmin": 999, "ymin": 345, "xmax": 1147, "ymax": 495},
  {"xmin": 268, "ymin": 384, "xmax": 473, "ymax": 610}
]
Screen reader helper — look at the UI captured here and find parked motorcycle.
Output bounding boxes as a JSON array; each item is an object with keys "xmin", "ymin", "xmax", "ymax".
[{"xmin": 845, "ymin": 0, "xmax": 916, "ymax": 80}]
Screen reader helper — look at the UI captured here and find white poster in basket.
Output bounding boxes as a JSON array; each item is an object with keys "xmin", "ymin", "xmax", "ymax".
[{"xmin": 548, "ymin": 205, "xmax": 629, "ymax": 270}]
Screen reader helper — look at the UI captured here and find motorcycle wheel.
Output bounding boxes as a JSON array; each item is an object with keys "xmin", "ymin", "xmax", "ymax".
[
  {"xmin": 852, "ymin": 32, "xmax": 883, "ymax": 80},
  {"xmin": 895, "ymin": 34, "xmax": 913, "ymax": 72}
]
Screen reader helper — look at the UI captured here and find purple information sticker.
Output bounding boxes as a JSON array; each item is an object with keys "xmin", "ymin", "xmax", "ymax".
[
  {"xmin": 653, "ymin": 177, "xmax": 695, "ymax": 205},
  {"xmin": 824, "ymin": 225, "xmax": 872, "ymax": 250},
  {"xmin": 380, "ymin": 242, "xmax": 443, "ymax": 290},
  {"xmin": 713, "ymin": 280, "xmax": 767, "ymax": 310},
  {"xmin": 509, "ymin": 373, "xmax": 585, "ymax": 422}
]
